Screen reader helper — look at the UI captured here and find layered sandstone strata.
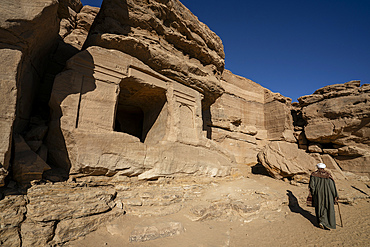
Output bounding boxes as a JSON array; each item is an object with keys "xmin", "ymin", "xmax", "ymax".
[
  {"xmin": 84, "ymin": 0, "xmax": 225, "ymax": 107},
  {"xmin": 208, "ymin": 70, "xmax": 294, "ymax": 165},
  {"xmin": 298, "ymin": 81, "xmax": 370, "ymax": 176}
]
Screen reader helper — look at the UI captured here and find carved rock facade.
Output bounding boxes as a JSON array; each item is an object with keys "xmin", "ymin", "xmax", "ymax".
[{"xmin": 48, "ymin": 46, "xmax": 232, "ymax": 180}]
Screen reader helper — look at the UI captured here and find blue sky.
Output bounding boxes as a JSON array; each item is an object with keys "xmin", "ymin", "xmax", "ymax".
[{"xmin": 80, "ymin": 0, "xmax": 370, "ymax": 102}]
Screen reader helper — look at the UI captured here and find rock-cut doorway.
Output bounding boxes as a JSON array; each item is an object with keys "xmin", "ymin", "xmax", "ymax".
[{"xmin": 114, "ymin": 77, "xmax": 167, "ymax": 143}]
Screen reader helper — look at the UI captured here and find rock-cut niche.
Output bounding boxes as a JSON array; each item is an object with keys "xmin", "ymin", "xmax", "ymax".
[{"xmin": 114, "ymin": 77, "xmax": 167, "ymax": 144}]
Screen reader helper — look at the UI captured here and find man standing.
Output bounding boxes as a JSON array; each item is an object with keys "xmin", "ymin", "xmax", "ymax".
[{"xmin": 309, "ymin": 163, "xmax": 338, "ymax": 230}]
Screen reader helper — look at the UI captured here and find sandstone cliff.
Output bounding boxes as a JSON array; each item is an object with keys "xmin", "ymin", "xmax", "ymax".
[
  {"xmin": 0, "ymin": 0, "xmax": 369, "ymax": 246},
  {"xmin": 84, "ymin": 0, "xmax": 225, "ymax": 107},
  {"xmin": 0, "ymin": 0, "xmax": 367, "ymax": 188},
  {"xmin": 0, "ymin": 0, "xmax": 59, "ymax": 186}
]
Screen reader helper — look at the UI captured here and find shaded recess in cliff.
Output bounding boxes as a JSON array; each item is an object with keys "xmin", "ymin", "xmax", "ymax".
[
  {"xmin": 115, "ymin": 77, "xmax": 167, "ymax": 143},
  {"xmin": 0, "ymin": 0, "xmax": 60, "ymax": 187}
]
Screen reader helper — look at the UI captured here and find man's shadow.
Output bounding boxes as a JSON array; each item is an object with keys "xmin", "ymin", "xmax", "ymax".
[{"xmin": 286, "ymin": 190, "xmax": 317, "ymax": 227}]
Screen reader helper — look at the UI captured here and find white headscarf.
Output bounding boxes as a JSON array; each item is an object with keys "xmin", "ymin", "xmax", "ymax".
[{"xmin": 317, "ymin": 163, "xmax": 326, "ymax": 169}]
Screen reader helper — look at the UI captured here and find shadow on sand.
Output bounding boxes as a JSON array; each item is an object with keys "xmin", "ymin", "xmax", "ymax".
[{"xmin": 286, "ymin": 190, "xmax": 317, "ymax": 227}]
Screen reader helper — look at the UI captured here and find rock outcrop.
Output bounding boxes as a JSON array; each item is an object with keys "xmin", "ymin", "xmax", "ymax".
[
  {"xmin": 84, "ymin": 0, "xmax": 225, "ymax": 107},
  {"xmin": 0, "ymin": 0, "xmax": 60, "ymax": 186},
  {"xmin": 48, "ymin": 46, "xmax": 232, "ymax": 180},
  {"xmin": 61, "ymin": 4, "xmax": 100, "ymax": 49},
  {"xmin": 0, "ymin": 195, "xmax": 26, "ymax": 246},
  {"xmin": 207, "ymin": 70, "xmax": 294, "ymax": 165},
  {"xmin": 297, "ymin": 81, "xmax": 370, "ymax": 177},
  {"xmin": 0, "ymin": 181, "xmax": 124, "ymax": 246}
]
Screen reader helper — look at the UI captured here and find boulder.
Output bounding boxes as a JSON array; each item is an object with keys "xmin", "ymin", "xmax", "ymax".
[
  {"xmin": 58, "ymin": 0, "xmax": 83, "ymax": 19},
  {"xmin": 24, "ymin": 182, "xmax": 124, "ymax": 245},
  {"xmin": 84, "ymin": 0, "xmax": 225, "ymax": 106},
  {"xmin": 320, "ymin": 154, "xmax": 347, "ymax": 180},
  {"xmin": 21, "ymin": 220, "xmax": 56, "ymax": 247},
  {"xmin": 308, "ymin": 143, "xmax": 322, "ymax": 153},
  {"xmin": 50, "ymin": 210, "xmax": 122, "ymax": 245},
  {"xmin": 335, "ymin": 155, "xmax": 370, "ymax": 177},
  {"xmin": 26, "ymin": 183, "xmax": 117, "ymax": 222},
  {"xmin": 299, "ymin": 81, "xmax": 370, "ymax": 177},
  {"xmin": 257, "ymin": 141, "xmax": 317, "ymax": 179}
]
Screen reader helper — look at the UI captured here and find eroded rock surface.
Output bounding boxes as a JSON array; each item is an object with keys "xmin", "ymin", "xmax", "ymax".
[
  {"xmin": 1, "ymin": 1, "xmax": 369, "ymax": 245},
  {"xmin": 84, "ymin": 0, "xmax": 225, "ymax": 106},
  {"xmin": 0, "ymin": 0, "xmax": 59, "ymax": 186},
  {"xmin": 12, "ymin": 135, "xmax": 51, "ymax": 186},
  {"xmin": 298, "ymin": 81, "xmax": 370, "ymax": 177},
  {"xmin": 48, "ymin": 46, "xmax": 233, "ymax": 180},
  {"xmin": 129, "ymin": 221, "xmax": 184, "ymax": 242},
  {"xmin": 61, "ymin": 5, "xmax": 100, "ymax": 49},
  {"xmin": 257, "ymin": 141, "xmax": 317, "ymax": 180},
  {"xmin": 25, "ymin": 182, "xmax": 122, "ymax": 245},
  {"xmin": 207, "ymin": 70, "xmax": 294, "ymax": 166},
  {"xmin": 0, "ymin": 195, "xmax": 27, "ymax": 246}
]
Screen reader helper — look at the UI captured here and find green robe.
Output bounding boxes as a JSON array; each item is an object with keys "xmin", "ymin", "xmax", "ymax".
[{"xmin": 309, "ymin": 174, "xmax": 338, "ymax": 229}]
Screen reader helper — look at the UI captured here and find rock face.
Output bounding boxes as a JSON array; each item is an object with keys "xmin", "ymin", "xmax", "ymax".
[
  {"xmin": 207, "ymin": 70, "xmax": 294, "ymax": 165},
  {"xmin": 12, "ymin": 135, "xmax": 50, "ymax": 185},
  {"xmin": 0, "ymin": 179, "xmax": 167, "ymax": 246},
  {"xmin": 1, "ymin": 0, "xmax": 368, "ymax": 186},
  {"xmin": 47, "ymin": 44, "xmax": 296, "ymax": 180},
  {"xmin": 61, "ymin": 5, "xmax": 100, "ymax": 49},
  {"xmin": 48, "ymin": 46, "xmax": 232, "ymax": 180},
  {"xmin": 84, "ymin": 0, "xmax": 225, "ymax": 106},
  {"xmin": 0, "ymin": 182, "xmax": 124, "ymax": 246},
  {"xmin": 298, "ymin": 81, "xmax": 370, "ymax": 177},
  {"xmin": 0, "ymin": 0, "xmax": 59, "ymax": 186},
  {"xmin": 0, "ymin": 195, "xmax": 27, "ymax": 247}
]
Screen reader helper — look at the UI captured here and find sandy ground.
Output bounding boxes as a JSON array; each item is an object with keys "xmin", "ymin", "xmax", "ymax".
[{"xmin": 67, "ymin": 175, "xmax": 370, "ymax": 247}]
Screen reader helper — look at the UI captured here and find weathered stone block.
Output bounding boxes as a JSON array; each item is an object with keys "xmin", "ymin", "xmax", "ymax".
[{"xmin": 258, "ymin": 141, "xmax": 316, "ymax": 179}]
